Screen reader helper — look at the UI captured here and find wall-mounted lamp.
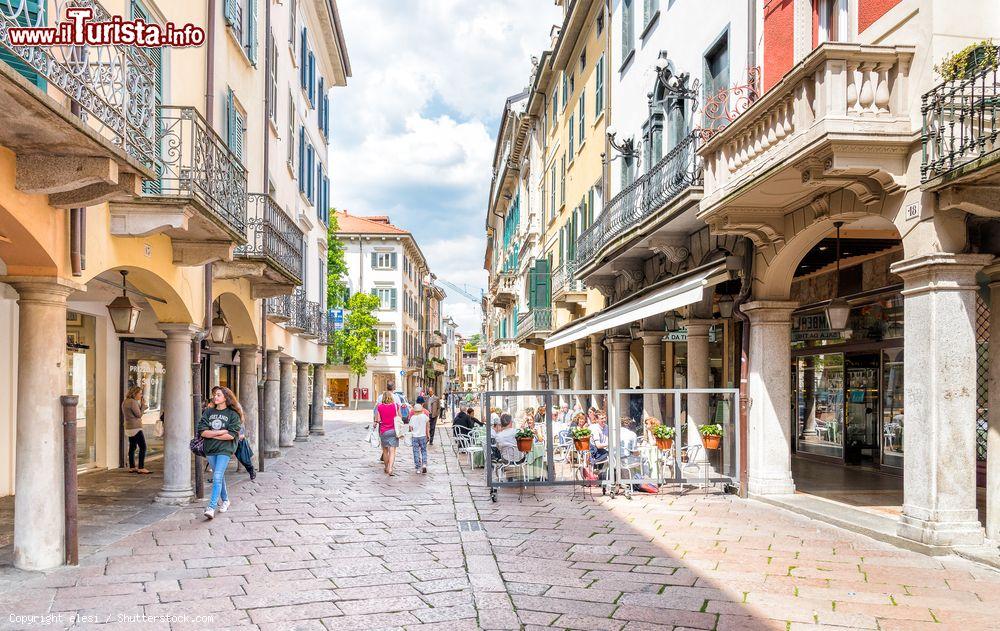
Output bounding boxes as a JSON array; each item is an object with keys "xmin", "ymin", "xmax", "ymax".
[
  {"xmin": 606, "ymin": 126, "xmax": 639, "ymax": 159},
  {"xmin": 654, "ymin": 52, "xmax": 700, "ymax": 103}
]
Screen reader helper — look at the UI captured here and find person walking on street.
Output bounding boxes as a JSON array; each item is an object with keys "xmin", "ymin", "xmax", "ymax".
[
  {"xmin": 409, "ymin": 403, "xmax": 429, "ymax": 473},
  {"xmin": 198, "ymin": 386, "xmax": 243, "ymax": 519},
  {"xmin": 375, "ymin": 391, "xmax": 400, "ymax": 476},
  {"xmin": 122, "ymin": 387, "xmax": 150, "ymax": 474},
  {"xmin": 427, "ymin": 388, "xmax": 440, "ymax": 445}
]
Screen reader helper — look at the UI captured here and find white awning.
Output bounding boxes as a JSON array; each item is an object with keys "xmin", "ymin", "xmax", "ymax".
[{"xmin": 544, "ymin": 261, "xmax": 732, "ymax": 350}]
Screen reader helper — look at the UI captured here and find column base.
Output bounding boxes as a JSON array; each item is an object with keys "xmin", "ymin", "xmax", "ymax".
[
  {"xmin": 263, "ymin": 450, "xmax": 280, "ymax": 458},
  {"xmin": 897, "ymin": 507, "xmax": 985, "ymax": 548},
  {"xmin": 747, "ymin": 475, "xmax": 796, "ymax": 496},
  {"xmin": 310, "ymin": 429, "xmax": 325, "ymax": 435},
  {"xmin": 154, "ymin": 488, "xmax": 194, "ymax": 505},
  {"xmin": 294, "ymin": 435, "xmax": 309, "ymax": 442},
  {"xmin": 279, "ymin": 441, "xmax": 294, "ymax": 448}
]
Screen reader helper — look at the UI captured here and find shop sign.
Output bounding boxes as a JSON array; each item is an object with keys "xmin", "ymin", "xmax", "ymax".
[
  {"xmin": 792, "ymin": 313, "xmax": 841, "ymax": 341},
  {"xmin": 329, "ymin": 308, "xmax": 345, "ymax": 331},
  {"xmin": 664, "ymin": 327, "xmax": 718, "ymax": 343}
]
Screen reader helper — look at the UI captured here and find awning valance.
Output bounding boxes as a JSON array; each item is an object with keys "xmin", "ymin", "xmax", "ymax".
[{"xmin": 544, "ymin": 260, "xmax": 732, "ymax": 350}]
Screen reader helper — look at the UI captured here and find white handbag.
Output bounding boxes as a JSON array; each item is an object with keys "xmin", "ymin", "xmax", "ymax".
[{"xmin": 366, "ymin": 424, "xmax": 380, "ymax": 449}]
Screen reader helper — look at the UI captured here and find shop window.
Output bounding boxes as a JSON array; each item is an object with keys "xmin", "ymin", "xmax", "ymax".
[
  {"xmin": 123, "ymin": 341, "xmax": 167, "ymax": 465},
  {"xmin": 795, "ymin": 353, "xmax": 845, "ymax": 459},
  {"xmin": 67, "ymin": 311, "xmax": 97, "ymax": 469}
]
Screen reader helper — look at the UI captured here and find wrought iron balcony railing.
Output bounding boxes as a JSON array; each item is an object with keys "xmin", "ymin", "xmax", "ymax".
[
  {"xmin": 153, "ymin": 106, "xmax": 247, "ymax": 234},
  {"xmin": 236, "ymin": 193, "xmax": 304, "ymax": 284},
  {"xmin": 284, "ymin": 288, "xmax": 307, "ymax": 331},
  {"xmin": 577, "ymin": 131, "xmax": 702, "ymax": 271},
  {"xmin": 515, "ymin": 308, "xmax": 553, "ymax": 342},
  {"xmin": 266, "ymin": 294, "xmax": 293, "ymax": 321},
  {"xmin": 302, "ymin": 300, "xmax": 323, "ymax": 338},
  {"xmin": 0, "ymin": 0, "xmax": 158, "ymax": 167},
  {"xmin": 552, "ymin": 260, "xmax": 584, "ymax": 295},
  {"xmin": 921, "ymin": 51, "xmax": 1000, "ymax": 184}
]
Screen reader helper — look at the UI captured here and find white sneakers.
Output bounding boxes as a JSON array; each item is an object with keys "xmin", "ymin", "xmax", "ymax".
[
  {"xmin": 219, "ymin": 500, "xmax": 230, "ymax": 513},
  {"xmin": 204, "ymin": 508, "xmax": 215, "ymax": 520}
]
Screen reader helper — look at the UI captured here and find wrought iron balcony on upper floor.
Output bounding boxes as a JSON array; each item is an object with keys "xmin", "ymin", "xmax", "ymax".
[
  {"xmin": 921, "ymin": 49, "xmax": 1000, "ymax": 191},
  {"xmin": 576, "ymin": 132, "xmax": 702, "ymax": 277},
  {"xmin": 552, "ymin": 259, "xmax": 586, "ymax": 306},
  {"xmin": 0, "ymin": 0, "xmax": 158, "ymax": 206},
  {"xmin": 230, "ymin": 193, "xmax": 305, "ymax": 297},
  {"xmin": 515, "ymin": 308, "xmax": 553, "ymax": 346}
]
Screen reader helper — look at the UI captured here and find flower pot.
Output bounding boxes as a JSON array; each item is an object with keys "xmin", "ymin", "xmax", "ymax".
[
  {"xmin": 655, "ymin": 437, "xmax": 673, "ymax": 451},
  {"xmin": 517, "ymin": 436, "xmax": 533, "ymax": 453},
  {"xmin": 573, "ymin": 437, "xmax": 590, "ymax": 452},
  {"xmin": 702, "ymin": 435, "xmax": 721, "ymax": 450}
]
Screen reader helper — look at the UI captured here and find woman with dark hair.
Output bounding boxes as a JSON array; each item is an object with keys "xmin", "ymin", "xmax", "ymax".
[
  {"xmin": 122, "ymin": 386, "xmax": 150, "ymax": 474},
  {"xmin": 198, "ymin": 386, "xmax": 243, "ymax": 519}
]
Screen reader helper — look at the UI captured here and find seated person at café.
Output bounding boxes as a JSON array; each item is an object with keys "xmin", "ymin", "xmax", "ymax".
[
  {"xmin": 521, "ymin": 413, "xmax": 544, "ymax": 442},
  {"xmin": 589, "ymin": 412, "xmax": 610, "ymax": 463},
  {"xmin": 493, "ymin": 414, "xmax": 520, "ymax": 461}
]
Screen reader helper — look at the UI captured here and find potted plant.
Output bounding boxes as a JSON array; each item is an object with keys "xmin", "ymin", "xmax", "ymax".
[
  {"xmin": 698, "ymin": 424, "xmax": 724, "ymax": 450},
  {"xmin": 514, "ymin": 427, "xmax": 535, "ymax": 453},
  {"xmin": 652, "ymin": 424, "xmax": 675, "ymax": 450},
  {"xmin": 570, "ymin": 426, "xmax": 592, "ymax": 451},
  {"xmin": 935, "ymin": 40, "xmax": 999, "ymax": 81}
]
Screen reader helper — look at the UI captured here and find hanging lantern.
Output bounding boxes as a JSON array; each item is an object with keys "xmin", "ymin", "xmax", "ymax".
[
  {"xmin": 107, "ymin": 270, "xmax": 142, "ymax": 334},
  {"xmin": 717, "ymin": 294, "xmax": 735, "ymax": 319},
  {"xmin": 210, "ymin": 304, "xmax": 230, "ymax": 344},
  {"xmin": 824, "ymin": 221, "xmax": 851, "ymax": 331}
]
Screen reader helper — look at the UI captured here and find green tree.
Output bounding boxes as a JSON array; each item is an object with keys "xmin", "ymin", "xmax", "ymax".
[
  {"xmin": 326, "ymin": 212, "xmax": 348, "ymax": 308},
  {"xmin": 333, "ymin": 292, "xmax": 380, "ymax": 408}
]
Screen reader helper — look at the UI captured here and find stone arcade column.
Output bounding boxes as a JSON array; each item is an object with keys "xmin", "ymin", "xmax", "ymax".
[
  {"xmin": 263, "ymin": 350, "xmax": 281, "ymax": 457},
  {"xmin": 743, "ymin": 301, "xmax": 797, "ymax": 496},
  {"xmin": 987, "ymin": 262, "xmax": 1000, "ymax": 541},
  {"xmin": 605, "ymin": 336, "xmax": 632, "ymax": 391},
  {"xmin": 684, "ymin": 319, "xmax": 714, "ymax": 427},
  {"xmin": 279, "ymin": 356, "xmax": 295, "ymax": 448},
  {"xmin": 295, "ymin": 361, "xmax": 310, "ymax": 441},
  {"xmin": 5, "ymin": 277, "xmax": 79, "ymax": 570},
  {"xmin": 311, "ymin": 364, "xmax": 326, "ymax": 435},
  {"xmin": 573, "ymin": 339, "xmax": 588, "ymax": 406},
  {"xmin": 591, "ymin": 333, "xmax": 606, "ymax": 410},
  {"xmin": 549, "ymin": 371, "xmax": 560, "ymax": 390},
  {"xmin": 891, "ymin": 253, "xmax": 992, "ymax": 547},
  {"xmin": 641, "ymin": 331, "xmax": 664, "ymax": 421},
  {"xmin": 237, "ymin": 346, "xmax": 259, "ymax": 467},
  {"xmin": 156, "ymin": 323, "xmax": 199, "ymax": 506}
]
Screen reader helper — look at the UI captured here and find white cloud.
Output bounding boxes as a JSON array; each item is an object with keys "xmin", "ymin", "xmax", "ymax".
[{"xmin": 329, "ymin": 0, "xmax": 561, "ymax": 335}]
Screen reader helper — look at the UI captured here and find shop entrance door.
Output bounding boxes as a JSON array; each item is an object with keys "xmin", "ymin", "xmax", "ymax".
[
  {"xmin": 330, "ymin": 378, "xmax": 349, "ymax": 406},
  {"xmin": 844, "ymin": 353, "xmax": 880, "ymax": 467}
]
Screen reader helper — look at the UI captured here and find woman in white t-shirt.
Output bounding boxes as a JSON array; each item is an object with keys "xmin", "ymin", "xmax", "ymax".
[{"xmin": 408, "ymin": 403, "xmax": 430, "ymax": 474}]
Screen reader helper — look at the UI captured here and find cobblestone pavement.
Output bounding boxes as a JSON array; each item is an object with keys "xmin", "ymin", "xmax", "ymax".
[{"xmin": 1, "ymin": 409, "xmax": 998, "ymax": 630}]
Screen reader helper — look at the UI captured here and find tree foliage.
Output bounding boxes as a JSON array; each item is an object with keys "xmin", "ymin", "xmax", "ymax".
[
  {"xmin": 326, "ymin": 212, "xmax": 349, "ymax": 309},
  {"xmin": 332, "ymin": 293, "xmax": 381, "ymax": 406}
]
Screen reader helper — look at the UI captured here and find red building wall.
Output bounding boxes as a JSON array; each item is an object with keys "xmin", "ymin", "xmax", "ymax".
[
  {"xmin": 763, "ymin": 0, "xmax": 796, "ymax": 92},
  {"xmin": 859, "ymin": 0, "xmax": 902, "ymax": 33}
]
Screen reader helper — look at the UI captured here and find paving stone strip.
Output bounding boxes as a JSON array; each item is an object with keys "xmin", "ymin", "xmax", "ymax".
[{"xmin": 0, "ymin": 409, "xmax": 997, "ymax": 630}]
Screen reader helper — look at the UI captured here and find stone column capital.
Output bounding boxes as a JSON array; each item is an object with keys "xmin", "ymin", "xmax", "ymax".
[
  {"xmin": 294, "ymin": 359, "xmax": 310, "ymax": 367},
  {"xmin": 573, "ymin": 338, "xmax": 588, "ymax": 351},
  {"xmin": 157, "ymin": 323, "xmax": 201, "ymax": 339},
  {"xmin": 2, "ymin": 276, "xmax": 84, "ymax": 303},
  {"xmin": 640, "ymin": 331, "xmax": 664, "ymax": 347},
  {"xmin": 979, "ymin": 259, "xmax": 1000, "ymax": 284},
  {"xmin": 236, "ymin": 344, "xmax": 260, "ymax": 353},
  {"xmin": 742, "ymin": 300, "xmax": 798, "ymax": 324},
  {"xmin": 604, "ymin": 336, "xmax": 632, "ymax": 352},
  {"xmin": 890, "ymin": 253, "xmax": 995, "ymax": 294},
  {"xmin": 680, "ymin": 319, "xmax": 716, "ymax": 336},
  {"xmin": 589, "ymin": 332, "xmax": 605, "ymax": 345},
  {"xmin": 279, "ymin": 355, "xmax": 295, "ymax": 365}
]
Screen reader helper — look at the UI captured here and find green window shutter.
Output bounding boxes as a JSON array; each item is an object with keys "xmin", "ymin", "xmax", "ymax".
[
  {"xmin": 225, "ymin": 88, "xmax": 236, "ymax": 152},
  {"xmin": 223, "ymin": 0, "xmax": 237, "ymax": 25},
  {"xmin": 559, "ymin": 227, "xmax": 565, "ymax": 261},
  {"xmin": 535, "ymin": 258, "xmax": 551, "ymax": 309},
  {"xmin": 595, "ymin": 55, "xmax": 604, "ymax": 113},
  {"xmin": 371, "ymin": 252, "xmax": 377, "ymax": 268},
  {"xmin": 578, "ymin": 92, "xmax": 585, "ymax": 145},
  {"xmin": 587, "ymin": 188, "xmax": 595, "ymax": 226},
  {"xmin": 247, "ymin": 0, "xmax": 258, "ymax": 65},
  {"xmin": 569, "ymin": 115, "xmax": 574, "ymax": 155}
]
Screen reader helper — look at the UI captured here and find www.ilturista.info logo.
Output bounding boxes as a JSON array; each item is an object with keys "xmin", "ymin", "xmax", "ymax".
[{"xmin": 6, "ymin": 7, "xmax": 205, "ymax": 48}]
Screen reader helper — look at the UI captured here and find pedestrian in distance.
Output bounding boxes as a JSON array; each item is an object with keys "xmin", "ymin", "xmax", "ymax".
[
  {"xmin": 427, "ymin": 388, "xmax": 440, "ymax": 445},
  {"xmin": 409, "ymin": 403, "xmax": 429, "ymax": 473},
  {"xmin": 375, "ymin": 390, "xmax": 400, "ymax": 476},
  {"xmin": 121, "ymin": 386, "xmax": 150, "ymax": 474},
  {"xmin": 198, "ymin": 386, "xmax": 243, "ymax": 520}
]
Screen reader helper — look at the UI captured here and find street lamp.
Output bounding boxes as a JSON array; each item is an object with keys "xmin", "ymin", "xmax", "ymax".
[
  {"xmin": 653, "ymin": 53, "xmax": 700, "ymax": 103},
  {"xmin": 717, "ymin": 294, "xmax": 735, "ymax": 319},
  {"xmin": 210, "ymin": 303, "xmax": 231, "ymax": 344},
  {"xmin": 825, "ymin": 221, "xmax": 852, "ymax": 331},
  {"xmin": 606, "ymin": 126, "xmax": 639, "ymax": 159},
  {"xmin": 106, "ymin": 270, "xmax": 142, "ymax": 335}
]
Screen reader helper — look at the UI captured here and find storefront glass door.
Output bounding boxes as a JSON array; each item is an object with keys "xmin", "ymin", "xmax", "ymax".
[
  {"xmin": 122, "ymin": 341, "xmax": 166, "ymax": 463},
  {"xmin": 67, "ymin": 311, "xmax": 97, "ymax": 469},
  {"xmin": 795, "ymin": 353, "xmax": 845, "ymax": 459},
  {"xmin": 881, "ymin": 348, "xmax": 904, "ymax": 468},
  {"xmin": 845, "ymin": 353, "xmax": 880, "ymax": 466}
]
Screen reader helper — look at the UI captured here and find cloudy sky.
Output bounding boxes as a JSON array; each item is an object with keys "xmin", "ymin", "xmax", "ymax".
[{"xmin": 330, "ymin": 0, "xmax": 562, "ymax": 336}]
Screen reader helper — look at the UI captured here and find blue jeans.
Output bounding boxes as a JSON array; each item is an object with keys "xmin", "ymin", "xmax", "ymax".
[
  {"xmin": 412, "ymin": 436, "xmax": 428, "ymax": 469},
  {"xmin": 206, "ymin": 453, "xmax": 230, "ymax": 509}
]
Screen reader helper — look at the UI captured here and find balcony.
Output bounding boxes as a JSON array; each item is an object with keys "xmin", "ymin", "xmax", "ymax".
[
  {"xmin": 921, "ymin": 53, "xmax": 1000, "ymax": 213},
  {"xmin": 488, "ymin": 339, "xmax": 518, "ymax": 364},
  {"xmin": 0, "ymin": 0, "xmax": 157, "ymax": 205},
  {"xmin": 284, "ymin": 289, "xmax": 307, "ymax": 333},
  {"xmin": 552, "ymin": 261, "xmax": 586, "ymax": 306},
  {"xmin": 110, "ymin": 106, "xmax": 248, "ymax": 265},
  {"xmin": 699, "ymin": 43, "xmax": 914, "ymax": 241},
  {"xmin": 266, "ymin": 294, "xmax": 293, "ymax": 323},
  {"xmin": 406, "ymin": 355, "xmax": 423, "ymax": 370},
  {"xmin": 427, "ymin": 331, "xmax": 445, "ymax": 348},
  {"xmin": 576, "ymin": 132, "xmax": 703, "ymax": 280},
  {"xmin": 490, "ymin": 271, "xmax": 517, "ymax": 308},
  {"xmin": 222, "ymin": 193, "xmax": 305, "ymax": 298},
  {"xmin": 515, "ymin": 308, "xmax": 553, "ymax": 346},
  {"xmin": 301, "ymin": 301, "xmax": 323, "ymax": 340}
]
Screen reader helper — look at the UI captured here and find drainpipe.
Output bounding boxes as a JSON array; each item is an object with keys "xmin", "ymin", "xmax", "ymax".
[
  {"xmin": 732, "ymin": 237, "xmax": 754, "ymax": 498},
  {"xmin": 747, "ymin": 0, "xmax": 756, "ymax": 71},
  {"xmin": 69, "ymin": 100, "xmax": 84, "ymax": 277}
]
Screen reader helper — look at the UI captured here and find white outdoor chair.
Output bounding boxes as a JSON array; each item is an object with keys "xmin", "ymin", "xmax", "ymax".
[{"xmin": 679, "ymin": 444, "xmax": 712, "ymax": 492}]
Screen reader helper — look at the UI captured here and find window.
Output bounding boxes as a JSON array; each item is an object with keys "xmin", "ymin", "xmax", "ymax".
[
  {"xmin": 297, "ymin": 126, "xmax": 305, "ymax": 184},
  {"xmin": 560, "ymin": 155, "xmax": 566, "ymax": 206},
  {"xmin": 307, "ymin": 51, "xmax": 316, "ymax": 107},
  {"xmin": 373, "ymin": 286, "xmax": 398, "ymax": 310},
  {"xmin": 267, "ymin": 36, "xmax": 277, "ymax": 123},
  {"xmin": 224, "ymin": 0, "xmax": 258, "ymax": 65},
  {"xmin": 561, "ymin": 72, "xmax": 568, "ymax": 110},
  {"xmin": 595, "ymin": 54, "xmax": 605, "ymax": 114},
  {"xmin": 621, "ymin": 155, "xmax": 635, "ymax": 188},
  {"xmin": 551, "ymin": 97, "xmax": 558, "ymax": 131},
  {"xmin": 644, "ymin": 109, "xmax": 663, "ymax": 165},
  {"xmin": 819, "ymin": 0, "xmax": 847, "ymax": 43},
  {"xmin": 372, "ymin": 252, "xmax": 398, "ymax": 270},
  {"xmin": 578, "ymin": 92, "xmax": 585, "ymax": 147},
  {"xmin": 377, "ymin": 329, "xmax": 397, "ymax": 354},
  {"xmin": 704, "ymin": 34, "xmax": 730, "ymax": 102},
  {"xmin": 549, "ymin": 165, "xmax": 556, "ymax": 222},
  {"xmin": 622, "ymin": 0, "xmax": 634, "ymax": 58},
  {"xmin": 305, "ymin": 143, "xmax": 314, "ymax": 201},
  {"xmin": 596, "ymin": 13, "xmax": 604, "ymax": 35},
  {"xmin": 225, "ymin": 88, "xmax": 246, "ymax": 161},
  {"xmin": 299, "ymin": 28, "xmax": 308, "ymax": 89},
  {"xmin": 288, "ymin": 0, "xmax": 296, "ymax": 45},
  {"xmin": 568, "ymin": 114, "xmax": 574, "ymax": 155},
  {"xmin": 579, "ymin": 50, "xmax": 586, "ymax": 72},
  {"xmin": 569, "ymin": 74, "xmax": 575, "ymax": 95},
  {"xmin": 287, "ymin": 93, "xmax": 295, "ymax": 166},
  {"xmin": 644, "ymin": 0, "xmax": 659, "ymax": 27}
]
